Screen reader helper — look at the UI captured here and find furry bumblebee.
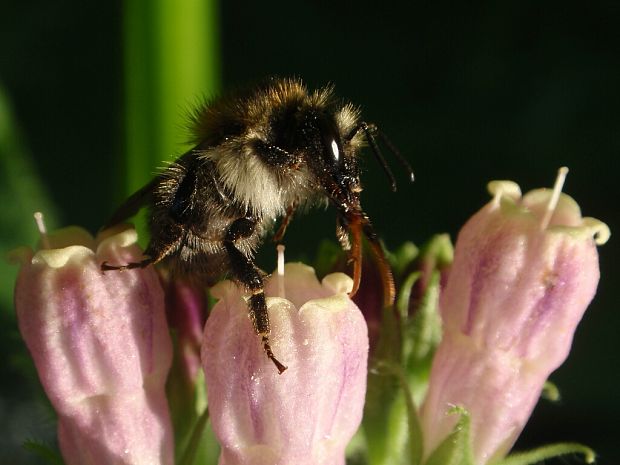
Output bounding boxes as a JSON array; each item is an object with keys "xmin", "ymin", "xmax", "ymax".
[{"xmin": 102, "ymin": 77, "xmax": 413, "ymax": 373}]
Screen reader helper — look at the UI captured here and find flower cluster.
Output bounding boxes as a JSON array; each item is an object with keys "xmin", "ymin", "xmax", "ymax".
[{"xmin": 12, "ymin": 170, "xmax": 609, "ymax": 465}]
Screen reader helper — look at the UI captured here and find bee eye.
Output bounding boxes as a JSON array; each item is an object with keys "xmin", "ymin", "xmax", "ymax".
[
  {"xmin": 317, "ymin": 115, "xmax": 344, "ymax": 170},
  {"xmin": 322, "ymin": 134, "xmax": 345, "ymax": 171},
  {"xmin": 329, "ymin": 139, "xmax": 340, "ymax": 163}
]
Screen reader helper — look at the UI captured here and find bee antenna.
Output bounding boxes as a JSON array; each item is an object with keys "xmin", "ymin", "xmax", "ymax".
[
  {"xmin": 374, "ymin": 127, "xmax": 415, "ymax": 183},
  {"xmin": 358, "ymin": 123, "xmax": 398, "ymax": 192}
]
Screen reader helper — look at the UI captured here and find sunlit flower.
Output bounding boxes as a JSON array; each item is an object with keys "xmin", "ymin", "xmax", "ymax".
[
  {"xmin": 420, "ymin": 171, "xmax": 610, "ymax": 464},
  {"xmin": 14, "ymin": 224, "xmax": 174, "ymax": 465},
  {"xmin": 202, "ymin": 263, "xmax": 368, "ymax": 465}
]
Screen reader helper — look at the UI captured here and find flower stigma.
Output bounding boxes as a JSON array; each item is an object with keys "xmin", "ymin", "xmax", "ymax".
[
  {"xmin": 540, "ymin": 166, "xmax": 569, "ymax": 230},
  {"xmin": 33, "ymin": 211, "xmax": 50, "ymax": 249},
  {"xmin": 277, "ymin": 244, "xmax": 286, "ymax": 299}
]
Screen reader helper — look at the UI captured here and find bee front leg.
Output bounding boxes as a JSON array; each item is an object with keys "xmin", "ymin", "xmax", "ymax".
[
  {"xmin": 273, "ymin": 203, "xmax": 297, "ymax": 243},
  {"xmin": 225, "ymin": 217, "xmax": 288, "ymax": 374}
]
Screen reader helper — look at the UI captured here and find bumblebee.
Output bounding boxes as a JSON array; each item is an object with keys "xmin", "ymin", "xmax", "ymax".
[{"xmin": 102, "ymin": 77, "xmax": 413, "ymax": 373}]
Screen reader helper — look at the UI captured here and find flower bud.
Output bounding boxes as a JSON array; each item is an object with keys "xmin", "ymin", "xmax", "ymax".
[
  {"xmin": 420, "ymin": 176, "xmax": 610, "ymax": 464},
  {"xmin": 14, "ymin": 225, "xmax": 174, "ymax": 465},
  {"xmin": 202, "ymin": 263, "xmax": 368, "ymax": 465}
]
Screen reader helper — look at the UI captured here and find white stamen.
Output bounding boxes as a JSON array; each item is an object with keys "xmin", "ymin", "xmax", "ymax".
[
  {"xmin": 34, "ymin": 211, "xmax": 51, "ymax": 249},
  {"xmin": 277, "ymin": 244, "xmax": 285, "ymax": 299},
  {"xmin": 541, "ymin": 167, "xmax": 569, "ymax": 230}
]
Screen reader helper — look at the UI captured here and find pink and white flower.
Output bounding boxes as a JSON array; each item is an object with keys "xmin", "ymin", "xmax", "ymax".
[
  {"xmin": 202, "ymin": 263, "xmax": 369, "ymax": 465},
  {"xmin": 420, "ymin": 171, "xmax": 610, "ymax": 464},
  {"xmin": 14, "ymin": 225, "xmax": 174, "ymax": 465}
]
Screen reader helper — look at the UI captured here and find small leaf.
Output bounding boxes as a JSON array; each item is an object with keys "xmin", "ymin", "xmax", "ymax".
[
  {"xmin": 402, "ymin": 268, "xmax": 442, "ymax": 405},
  {"xmin": 541, "ymin": 380, "xmax": 561, "ymax": 402},
  {"xmin": 389, "ymin": 241, "xmax": 419, "ymax": 278},
  {"xmin": 493, "ymin": 443, "xmax": 595, "ymax": 465},
  {"xmin": 406, "ymin": 269, "xmax": 442, "ymax": 363},
  {"xmin": 396, "ymin": 271, "xmax": 421, "ymax": 321},
  {"xmin": 424, "ymin": 406, "xmax": 475, "ymax": 465}
]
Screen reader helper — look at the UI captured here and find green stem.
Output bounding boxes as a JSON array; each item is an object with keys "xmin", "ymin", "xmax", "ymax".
[
  {"xmin": 122, "ymin": 0, "xmax": 221, "ymax": 197},
  {"xmin": 496, "ymin": 443, "xmax": 595, "ymax": 465},
  {"xmin": 178, "ymin": 408, "xmax": 211, "ymax": 465}
]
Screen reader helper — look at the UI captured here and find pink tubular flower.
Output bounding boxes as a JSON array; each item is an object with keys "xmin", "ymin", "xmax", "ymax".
[
  {"xmin": 420, "ymin": 172, "xmax": 610, "ymax": 464},
  {"xmin": 14, "ymin": 225, "xmax": 174, "ymax": 465},
  {"xmin": 202, "ymin": 263, "xmax": 369, "ymax": 465}
]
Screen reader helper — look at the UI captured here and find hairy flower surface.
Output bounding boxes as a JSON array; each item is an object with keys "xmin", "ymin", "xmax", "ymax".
[
  {"xmin": 202, "ymin": 263, "xmax": 369, "ymax": 465},
  {"xmin": 14, "ymin": 225, "xmax": 174, "ymax": 465},
  {"xmin": 420, "ymin": 178, "xmax": 609, "ymax": 464}
]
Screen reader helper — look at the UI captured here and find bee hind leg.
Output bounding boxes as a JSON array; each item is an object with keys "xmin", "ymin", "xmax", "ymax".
[{"xmin": 225, "ymin": 217, "xmax": 287, "ymax": 374}]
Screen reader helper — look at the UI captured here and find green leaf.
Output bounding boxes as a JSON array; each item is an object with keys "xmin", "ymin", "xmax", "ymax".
[
  {"xmin": 166, "ymin": 331, "xmax": 219, "ymax": 465},
  {"xmin": 22, "ymin": 440, "xmax": 65, "ymax": 465},
  {"xmin": 178, "ymin": 407, "xmax": 212, "ymax": 465},
  {"xmin": 388, "ymin": 241, "xmax": 419, "ymax": 278},
  {"xmin": 401, "ymin": 268, "xmax": 442, "ymax": 406},
  {"xmin": 424, "ymin": 406, "xmax": 475, "ymax": 465},
  {"xmin": 493, "ymin": 443, "xmax": 595, "ymax": 465},
  {"xmin": 374, "ymin": 361, "xmax": 424, "ymax": 465},
  {"xmin": 405, "ymin": 268, "xmax": 442, "ymax": 362},
  {"xmin": 363, "ymin": 304, "xmax": 406, "ymax": 465},
  {"xmin": 541, "ymin": 380, "xmax": 561, "ymax": 402},
  {"xmin": 419, "ymin": 234, "xmax": 453, "ymax": 270},
  {"xmin": 396, "ymin": 271, "xmax": 421, "ymax": 321}
]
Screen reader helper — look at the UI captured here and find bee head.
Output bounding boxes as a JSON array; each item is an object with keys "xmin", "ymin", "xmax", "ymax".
[{"xmin": 272, "ymin": 106, "xmax": 363, "ymax": 213}]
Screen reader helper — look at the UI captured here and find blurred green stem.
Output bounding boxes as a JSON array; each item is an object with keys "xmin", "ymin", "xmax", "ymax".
[
  {"xmin": 122, "ymin": 3, "xmax": 221, "ymax": 462},
  {"xmin": 123, "ymin": 0, "xmax": 221, "ymax": 197}
]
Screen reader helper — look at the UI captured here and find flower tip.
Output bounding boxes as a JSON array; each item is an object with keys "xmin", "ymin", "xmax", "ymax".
[
  {"xmin": 33, "ymin": 245, "xmax": 94, "ymax": 268},
  {"xmin": 582, "ymin": 217, "xmax": 611, "ymax": 245},
  {"xmin": 487, "ymin": 180, "xmax": 522, "ymax": 206},
  {"xmin": 281, "ymin": 261, "xmax": 317, "ymax": 278},
  {"xmin": 584, "ymin": 449, "xmax": 596, "ymax": 464},
  {"xmin": 96, "ymin": 225, "xmax": 139, "ymax": 254},
  {"xmin": 322, "ymin": 272, "xmax": 354, "ymax": 294}
]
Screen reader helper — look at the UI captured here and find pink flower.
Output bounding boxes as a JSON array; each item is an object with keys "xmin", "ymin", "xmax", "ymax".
[
  {"xmin": 420, "ymin": 174, "xmax": 610, "ymax": 464},
  {"xmin": 202, "ymin": 263, "xmax": 368, "ymax": 465},
  {"xmin": 14, "ymin": 225, "xmax": 174, "ymax": 465}
]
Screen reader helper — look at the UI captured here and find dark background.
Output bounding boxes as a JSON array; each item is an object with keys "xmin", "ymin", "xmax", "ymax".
[{"xmin": 1, "ymin": 0, "xmax": 618, "ymax": 463}]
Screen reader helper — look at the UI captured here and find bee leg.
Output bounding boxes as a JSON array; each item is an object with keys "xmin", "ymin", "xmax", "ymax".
[
  {"xmin": 225, "ymin": 217, "xmax": 288, "ymax": 374},
  {"xmin": 101, "ymin": 225, "xmax": 185, "ymax": 272},
  {"xmin": 273, "ymin": 203, "xmax": 297, "ymax": 243},
  {"xmin": 101, "ymin": 258, "xmax": 153, "ymax": 271}
]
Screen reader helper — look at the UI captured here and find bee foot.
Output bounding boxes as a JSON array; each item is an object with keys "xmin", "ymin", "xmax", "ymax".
[{"xmin": 262, "ymin": 336, "xmax": 287, "ymax": 374}]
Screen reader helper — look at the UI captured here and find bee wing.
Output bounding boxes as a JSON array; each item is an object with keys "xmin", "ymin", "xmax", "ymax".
[{"xmin": 103, "ymin": 178, "xmax": 159, "ymax": 229}]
